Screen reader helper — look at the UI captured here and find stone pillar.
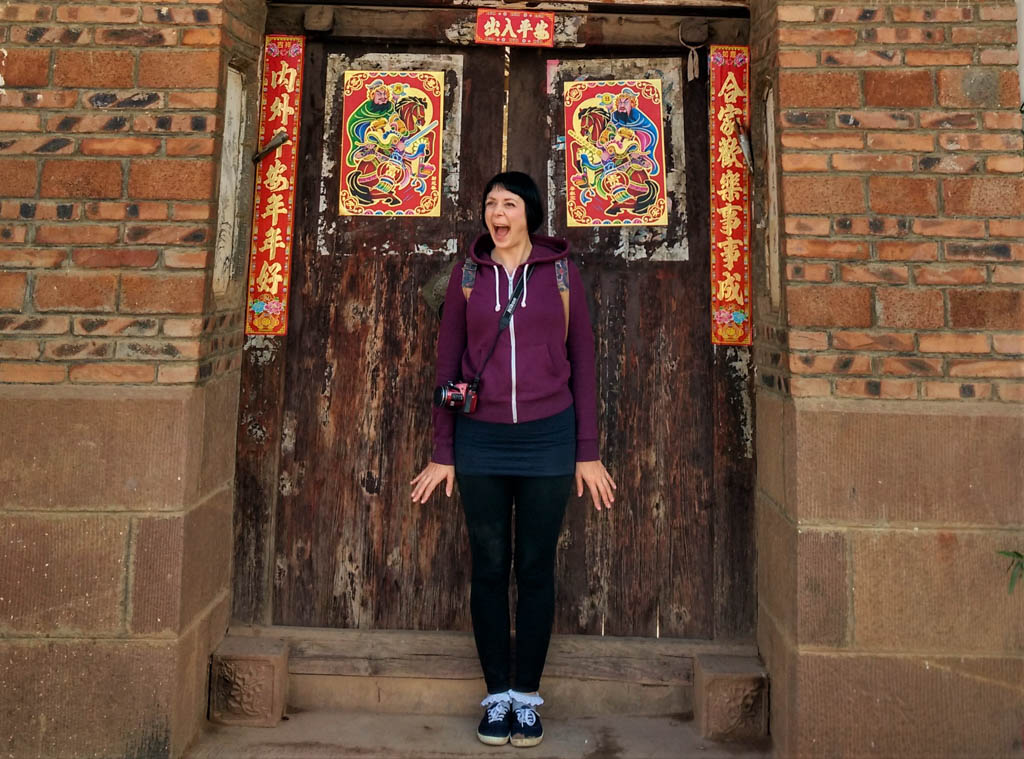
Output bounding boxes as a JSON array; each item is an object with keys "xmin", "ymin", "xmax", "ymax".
[
  {"xmin": 749, "ymin": 1, "xmax": 1024, "ymax": 756},
  {"xmin": 0, "ymin": 0, "xmax": 267, "ymax": 756}
]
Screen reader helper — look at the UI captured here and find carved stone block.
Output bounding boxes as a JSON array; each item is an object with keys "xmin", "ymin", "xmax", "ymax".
[
  {"xmin": 694, "ymin": 654, "xmax": 768, "ymax": 743},
  {"xmin": 210, "ymin": 636, "xmax": 289, "ymax": 727}
]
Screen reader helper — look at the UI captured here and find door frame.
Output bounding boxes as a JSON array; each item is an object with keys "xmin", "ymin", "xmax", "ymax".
[{"xmin": 233, "ymin": 1, "xmax": 754, "ymax": 641}]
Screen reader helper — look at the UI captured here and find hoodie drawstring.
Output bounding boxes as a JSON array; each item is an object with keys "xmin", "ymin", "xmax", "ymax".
[{"xmin": 492, "ymin": 262, "xmax": 532, "ymax": 312}]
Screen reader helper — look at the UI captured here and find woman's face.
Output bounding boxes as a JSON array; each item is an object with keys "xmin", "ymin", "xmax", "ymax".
[{"xmin": 484, "ymin": 186, "xmax": 529, "ymax": 252}]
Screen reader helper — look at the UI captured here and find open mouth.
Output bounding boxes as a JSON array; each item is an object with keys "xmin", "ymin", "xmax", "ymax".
[{"xmin": 492, "ymin": 225, "xmax": 510, "ymax": 241}]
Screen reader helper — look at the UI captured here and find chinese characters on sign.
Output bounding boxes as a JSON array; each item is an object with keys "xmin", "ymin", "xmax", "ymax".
[
  {"xmin": 709, "ymin": 46, "xmax": 752, "ymax": 346},
  {"xmin": 339, "ymin": 71, "xmax": 444, "ymax": 217},
  {"xmin": 563, "ymin": 79, "xmax": 668, "ymax": 227},
  {"xmin": 245, "ymin": 35, "xmax": 304, "ymax": 336},
  {"xmin": 475, "ymin": 9, "xmax": 554, "ymax": 47}
]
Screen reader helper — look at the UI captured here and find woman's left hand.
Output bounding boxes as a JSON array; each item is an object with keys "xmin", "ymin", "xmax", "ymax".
[{"xmin": 575, "ymin": 460, "xmax": 616, "ymax": 511}]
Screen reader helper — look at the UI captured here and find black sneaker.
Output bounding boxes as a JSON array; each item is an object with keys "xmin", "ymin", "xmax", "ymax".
[
  {"xmin": 510, "ymin": 703, "xmax": 543, "ymax": 747},
  {"xmin": 477, "ymin": 699, "xmax": 512, "ymax": 746}
]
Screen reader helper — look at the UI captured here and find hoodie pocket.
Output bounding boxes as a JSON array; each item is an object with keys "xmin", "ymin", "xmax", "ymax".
[{"xmin": 516, "ymin": 343, "xmax": 569, "ymax": 404}]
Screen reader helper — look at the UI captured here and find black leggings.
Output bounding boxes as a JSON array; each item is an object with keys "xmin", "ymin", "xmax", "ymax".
[{"xmin": 457, "ymin": 473, "xmax": 573, "ymax": 694}]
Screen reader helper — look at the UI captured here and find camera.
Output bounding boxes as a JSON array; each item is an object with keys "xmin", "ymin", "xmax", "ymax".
[{"xmin": 434, "ymin": 379, "xmax": 479, "ymax": 414}]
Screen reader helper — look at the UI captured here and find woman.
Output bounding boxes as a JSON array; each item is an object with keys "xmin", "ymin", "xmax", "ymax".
[{"xmin": 411, "ymin": 171, "xmax": 615, "ymax": 748}]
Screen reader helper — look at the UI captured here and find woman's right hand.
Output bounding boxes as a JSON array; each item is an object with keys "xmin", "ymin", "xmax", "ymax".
[{"xmin": 410, "ymin": 462, "xmax": 455, "ymax": 503}]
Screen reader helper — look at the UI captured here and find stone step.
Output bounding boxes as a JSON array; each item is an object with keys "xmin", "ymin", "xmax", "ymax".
[
  {"xmin": 211, "ymin": 627, "xmax": 768, "ymax": 745},
  {"xmin": 224, "ymin": 625, "xmax": 757, "ymax": 718},
  {"xmin": 186, "ymin": 710, "xmax": 773, "ymax": 759}
]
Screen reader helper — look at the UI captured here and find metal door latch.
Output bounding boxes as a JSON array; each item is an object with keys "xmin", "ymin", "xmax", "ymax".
[{"xmin": 252, "ymin": 131, "xmax": 290, "ymax": 164}]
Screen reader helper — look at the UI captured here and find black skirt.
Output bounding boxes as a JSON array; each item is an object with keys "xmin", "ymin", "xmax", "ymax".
[{"xmin": 454, "ymin": 404, "xmax": 576, "ymax": 477}]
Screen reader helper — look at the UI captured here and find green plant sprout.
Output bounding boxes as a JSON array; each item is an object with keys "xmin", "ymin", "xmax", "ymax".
[{"xmin": 997, "ymin": 550, "xmax": 1024, "ymax": 594}]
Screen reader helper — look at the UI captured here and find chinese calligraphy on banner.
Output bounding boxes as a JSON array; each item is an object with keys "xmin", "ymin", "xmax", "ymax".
[
  {"xmin": 475, "ymin": 9, "xmax": 554, "ymax": 47},
  {"xmin": 709, "ymin": 46, "xmax": 752, "ymax": 346},
  {"xmin": 563, "ymin": 79, "xmax": 668, "ymax": 227},
  {"xmin": 339, "ymin": 71, "xmax": 444, "ymax": 217},
  {"xmin": 245, "ymin": 34, "xmax": 304, "ymax": 336}
]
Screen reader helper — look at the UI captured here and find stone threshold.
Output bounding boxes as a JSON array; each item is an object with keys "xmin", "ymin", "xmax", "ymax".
[
  {"xmin": 211, "ymin": 626, "xmax": 768, "ymax": 744},
  {"xmin": 228, "ymin": 624, "xmax": 758, "ymax": 684},
  {"xmin": 186, "ymin": 710, "xmax": 773, "ymax": 759}
]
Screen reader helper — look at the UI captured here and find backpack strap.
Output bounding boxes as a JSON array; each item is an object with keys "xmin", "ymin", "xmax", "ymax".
[
  {"xmin": 461, "ymin": 258, "xmax": 477, "ymax": 301},
  {"xmin": 463, "ymin": 256, "xmax": 570, "ymax": 341},
  {"xmin": 554, "ymin": 258, "xmax": 570, "ymax": 341}
]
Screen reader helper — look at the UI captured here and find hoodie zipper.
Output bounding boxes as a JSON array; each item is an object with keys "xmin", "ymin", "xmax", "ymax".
[{"xmin": 505, "ymin": 266, "xmax": 518, "ymax": 423}]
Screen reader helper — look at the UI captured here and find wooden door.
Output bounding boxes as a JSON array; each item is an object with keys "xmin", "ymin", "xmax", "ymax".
[
  {"xmin": 236, "ymin": 18, "xmax": 754, "ymax": 640},
  {"xmin": 509, "ymin": 51, "xmax": 715, "ymax": 638},
  {"xmin": 271, "ymin": 42, "xmax": 503, "ymax": 630}
]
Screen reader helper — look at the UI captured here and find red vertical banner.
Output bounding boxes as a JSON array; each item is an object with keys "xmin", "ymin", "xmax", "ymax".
[
  {"xmin": 709, "ymin": 45, "xmax": 752, "ymax": 346},
  {"xmin": 245, "ymin": 35, "xmax": 304, "ymax": 336}
]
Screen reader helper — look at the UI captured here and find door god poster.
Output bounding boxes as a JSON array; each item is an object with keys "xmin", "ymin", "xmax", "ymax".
[
  {"xmin": 563, "ymin": 79, "xmax": 668, "ymax": 227},
  {"xmin": 339, "ymin": 71, "xmax": 444, "ymax": 217}
]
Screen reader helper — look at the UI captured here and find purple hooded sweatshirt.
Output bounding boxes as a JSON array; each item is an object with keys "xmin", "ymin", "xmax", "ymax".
[{"xmin": 431, "ymin": 233, "xmax": 599, "ymax": 466}]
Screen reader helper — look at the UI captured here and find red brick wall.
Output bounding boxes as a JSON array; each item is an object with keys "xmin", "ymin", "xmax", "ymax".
[
  {"xmin": 0, "ymin": 3, "xmax": 266, "ymax": 757},
  {"xmin": 755, "ymin": 2, "xmax": 1023, "ymax": 402},
  {"xmin": 751, "ymin": 4, "xmax": 1024, "ymax": 757},
  {"xmin": 0, "ymin": 0, "xmax": 265, "ymax": 386}
]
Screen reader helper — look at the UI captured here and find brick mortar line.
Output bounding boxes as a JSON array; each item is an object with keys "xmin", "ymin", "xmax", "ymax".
[
  {"xmin": 781, "ymin": 146, "xmax": 1024, "ymax": 150},
  {"xmin": 784, "ymin": 242, "xmax": 1024, "ymax": 247},
  {"xmin": 757, "ymin": 604, "xmax": 1024, "ymax": 666},
  {"xmin": 778, "ymin": 280, "xmax": 1019, "ymax": 286},
  {"xmin": 0, "ymin": 317, "xmax": 238, "ymax": 328},
  {"xmin": 777, "ymin": 47, "xmax": 1019, "ymax": 51},
  {"xmin": 0, "ymin": 633, "xmax": 183, "ymax": 643},
  {"xmin": 781, "ymin": 151, "xmax": 1024, "ymax": 156},
  {"xmin": 0, "ymin": 481, "xmax": 236, "ymax": 519},
  {"xmin": 790, "ymin": 354, "xmax": 1021, "ymax": 360},
  {"xmin": 845, "ymin": 533, "xmax": 855, "ymax": 646},
  {"xmin": 786, "ymin": 280, "xmax": 1013, "ymax": 289},
  {"xmin": 776, "ymin": 18, "xmax": 1014, "ymax": 25},
  {"xmin": 29, "ymin": 21, "xmax": 223, "ymax": 26},
  {"xmin": 0, "ymin": 589, "xmax": 231, "ymax": 644},
  {"xmin": 794, "ymin": 645, "xmax": 1024, "ymax": 667},
  {"xmin": 792, "ymin": 391, "xmax": 1024, "ymax": 402},
  {"xmin": 121, "ymin": 516, "xmax": 135, "ymax": 633},
  {"xmin": 757, "ymin": 490, "xmax": 1024, "ymax": 533},
  {"xmin": 792, "ymin": 522, "xmax": 1024, "ymax": 534}
]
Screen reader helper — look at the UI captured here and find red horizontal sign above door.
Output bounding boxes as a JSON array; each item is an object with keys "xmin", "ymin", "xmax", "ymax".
[{"xmin": 475, "ymin": 9, "xmax": 555, "ymax": 47}]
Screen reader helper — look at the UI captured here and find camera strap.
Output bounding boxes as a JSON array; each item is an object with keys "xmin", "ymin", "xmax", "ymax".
[{"xmin": 473, "ymin": 264, "xmax": 536, "ymax": 383}]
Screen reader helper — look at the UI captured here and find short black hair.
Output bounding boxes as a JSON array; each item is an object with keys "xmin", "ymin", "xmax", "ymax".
[{"xmin": 481, "ymin": 171, "xmax": 544, "ymax": 233}]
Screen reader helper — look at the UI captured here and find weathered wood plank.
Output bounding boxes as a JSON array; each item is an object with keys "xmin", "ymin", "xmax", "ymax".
[
  {"xmin": 506, "ymin": 49, "xmax": 602, "ymax": 636},
  {"xmin": 233, "ymin": 335, "xmax": 288, "ymax": 625},
  {"xmin": 507, "ymin": 51, "xmax": 718, "ymax": 639},
  {"xmin": 270, "ymin": 42, "xmax": 328, "ymax": 628},
  {"xmin": 273, "ymin": 41, "xmax": 505, "ymax": 630},
  {"xmin": 657, "ymin": 46, "xmax": 720, "ymax": 640},
  {"xmin": 230, "ymin": 625, "xmax": 755, "ymax": 682},
  {"xmin": 711, "ymin": 344, "xmax": 756, "ymax": 639},
  {"xmin": 266, "ymin": 5, "xmax": 749, "ymax": 48},
  {"xmin": 577, "ymin": 16, "xmax": 748, "ymax": 47},
  {"xmin": 694, "ymin": 38, "xmax": 755, "ymax": 639}
]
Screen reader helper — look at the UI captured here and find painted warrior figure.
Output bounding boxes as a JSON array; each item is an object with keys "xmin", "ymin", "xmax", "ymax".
[
  {"xmin": 569, "ymin": 87, "xmax": 661, "ymax": 217},
  {"xmin": 345, "ymin": 79, "xmax": 437, "ymax": 207}
]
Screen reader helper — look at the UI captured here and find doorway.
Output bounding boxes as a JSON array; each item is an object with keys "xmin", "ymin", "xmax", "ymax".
[{"xmin": 234, "ymin": 9, "xmax": 754, "ymax": 643}]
